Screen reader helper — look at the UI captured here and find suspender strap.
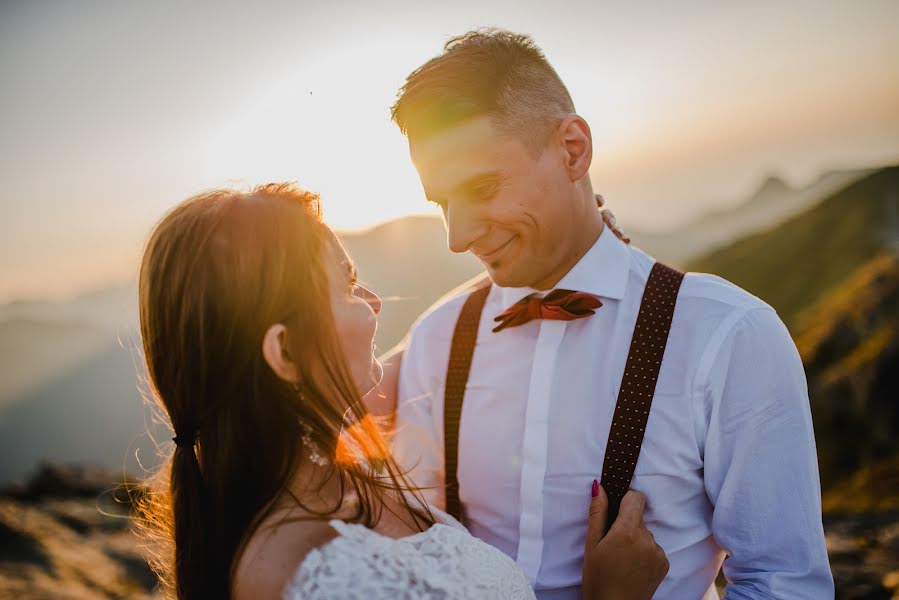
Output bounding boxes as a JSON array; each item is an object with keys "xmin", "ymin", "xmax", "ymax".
[
  {"xmin": 599, "ymin": 262, "xmax": 684, "ymax": 527},
  {"xmin": 443, "ymin": 281, "xmax": 492, "ymax": 522}
]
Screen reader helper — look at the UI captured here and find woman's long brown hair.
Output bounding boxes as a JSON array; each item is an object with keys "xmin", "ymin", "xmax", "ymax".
[{"xmin": 135, "ymin": 183, "xmax": 432, "ymax": 599}]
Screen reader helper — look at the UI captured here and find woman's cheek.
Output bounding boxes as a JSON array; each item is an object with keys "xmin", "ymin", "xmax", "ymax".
[{"xmin": 333, "ymin": 303, "xmax": 355, "ymax": 356}]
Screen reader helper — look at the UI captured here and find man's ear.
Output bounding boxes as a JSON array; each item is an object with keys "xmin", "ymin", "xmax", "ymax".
[
  {"xmin": 262, "ymin": 323, "xmax": 298, "ymax": 384},
  {"xmin": 557, "ymin": 115, "xmax": 593, "ymax": 182}
]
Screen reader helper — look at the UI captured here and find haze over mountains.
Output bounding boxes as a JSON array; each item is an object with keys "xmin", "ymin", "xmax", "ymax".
[
  {"xmin": 688, "ymin": 166, "xmax": 899, "ymax": 330},
  {"xmin": 0, "ymin": 166, "xmax": 891, "ymax": 485},
  {"xmin": 628, "ymin": 167, "xmax": 875, "ymax": 264}
]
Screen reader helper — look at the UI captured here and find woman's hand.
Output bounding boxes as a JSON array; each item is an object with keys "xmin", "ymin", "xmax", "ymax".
[{"xmin": 582, "ymin": 484, "xmax": 669, "ymax": 600}]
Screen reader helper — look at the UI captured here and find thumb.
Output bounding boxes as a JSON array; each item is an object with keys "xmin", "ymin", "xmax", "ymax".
[
  {"xmin": 584, "ymin": 479, "xmax": 609, "ymax": 551},
  {"xmin": 610, "ymin": 490, "xmax": 646, "ymax": 534}
]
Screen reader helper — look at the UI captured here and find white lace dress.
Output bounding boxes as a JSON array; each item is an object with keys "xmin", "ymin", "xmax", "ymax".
[{"xmin": 282, "ymin": 509, "xmax": 535, "ymax": 599}]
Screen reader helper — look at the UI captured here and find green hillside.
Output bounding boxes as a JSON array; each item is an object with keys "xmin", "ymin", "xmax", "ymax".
[
  {"xmin": 795, "ymin": 252, "xmax": 899, "ymax": 487},
  {"xmin": 687, "ymin": 166, "xmax": 899, "ymax": 331}
]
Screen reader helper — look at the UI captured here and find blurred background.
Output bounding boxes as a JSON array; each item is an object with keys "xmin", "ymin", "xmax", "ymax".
[{"xmin": 1, "ymin": 1, "xmax": 897, "ymax": 598}]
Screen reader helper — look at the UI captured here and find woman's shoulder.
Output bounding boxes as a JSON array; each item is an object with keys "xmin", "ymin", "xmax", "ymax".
[
  {"xmin": 232, "ymin": 515, "xmax": 338, "ymax": 600},
  {"xmin": 282, "ymin": 520, "xmax": 431, "ymax": 599},
  {"xmin": 282, "ymin": 519, "xmax": 536, "ymax": 600}
]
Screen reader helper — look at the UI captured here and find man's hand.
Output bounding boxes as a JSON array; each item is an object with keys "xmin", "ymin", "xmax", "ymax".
[{"xmin": 583, "ymin": 485, "xmax": 669, "ymax": 600}]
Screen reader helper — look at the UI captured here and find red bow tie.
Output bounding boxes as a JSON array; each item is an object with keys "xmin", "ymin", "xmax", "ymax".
[{"xmin": 493, "ymin": 289, "xmax": 603, "ymax": 333}]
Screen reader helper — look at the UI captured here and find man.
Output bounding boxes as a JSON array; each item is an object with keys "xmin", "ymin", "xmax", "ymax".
[{"xmin": 388, "ymin": 29, "xmax": 833, "ymax": 599}]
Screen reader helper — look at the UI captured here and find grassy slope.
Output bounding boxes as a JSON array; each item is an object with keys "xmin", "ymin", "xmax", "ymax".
[{"xmin": 687, "ymin": 166, "xmax": 898, "ymax": 331}]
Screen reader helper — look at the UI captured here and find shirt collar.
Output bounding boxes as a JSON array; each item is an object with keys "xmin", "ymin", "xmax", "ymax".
[{"xmin": 498, "ymin": 224, "xmax": 631, "ymax": 307}]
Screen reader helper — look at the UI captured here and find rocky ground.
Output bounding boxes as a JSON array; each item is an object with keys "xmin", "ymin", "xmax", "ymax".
[
  {"xmin": 827, "ymin": 512, "xmax": 899, "ymax": 599},
  {"xmin": 1, "ymin": 463, "xmax": 898, "ymax": 599},
  {"xmin": 0, "ymin": 464, "xmax": 159, "ymax": 599}
]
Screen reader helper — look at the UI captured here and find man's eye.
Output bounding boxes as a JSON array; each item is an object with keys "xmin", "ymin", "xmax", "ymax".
[{"xmin": 472, "ymin": 184, "xmax": 499, "ymax": 201}]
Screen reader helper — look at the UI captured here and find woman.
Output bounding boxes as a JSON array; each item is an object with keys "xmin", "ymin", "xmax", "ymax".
[{"xmin": 136, "ymin": 183, "xmax": 667, "ymax": 599}]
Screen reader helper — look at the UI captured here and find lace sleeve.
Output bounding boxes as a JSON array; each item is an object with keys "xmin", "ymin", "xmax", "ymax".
[{"xmin": 282, "ymin": 520, "xmax": 535, "ymax": 600}]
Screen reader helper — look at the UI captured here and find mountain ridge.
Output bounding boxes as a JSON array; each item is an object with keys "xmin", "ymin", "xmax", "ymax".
[{"xmin": 688, "ymin": 166, "xmax": 899, "ymax": 329}]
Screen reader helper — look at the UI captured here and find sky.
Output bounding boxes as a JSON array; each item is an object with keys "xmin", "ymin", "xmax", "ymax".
[{"xmin": 1, "ymin": 0, "xmax": 898, "ymax": 302}]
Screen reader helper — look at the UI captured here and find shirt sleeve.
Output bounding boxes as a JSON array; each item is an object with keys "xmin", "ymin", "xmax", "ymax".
[
  {"xmin": 699, "ymin": 306, "xmax": 834, "ymax": 599},
  {"xmin": 391, "ymin": 320, "xmax": 447, "ymax": 511}
]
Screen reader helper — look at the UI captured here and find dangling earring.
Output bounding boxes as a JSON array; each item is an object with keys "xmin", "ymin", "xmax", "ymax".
[
  {"xmin": 299, "ymin": 421, "xmax": 329, "ymax": 467},
  {"xmin": 294, "ymin": 384, "xmax": 330, "ymax": 467}
]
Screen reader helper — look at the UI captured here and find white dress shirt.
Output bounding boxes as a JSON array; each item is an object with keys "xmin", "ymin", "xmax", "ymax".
[{"xmin": 393, "ymin": 226, "xmax": 833, "ymax": 600}]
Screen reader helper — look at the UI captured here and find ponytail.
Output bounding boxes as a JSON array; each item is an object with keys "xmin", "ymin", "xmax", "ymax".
[{"xmin": 171, "ymin": 441, "xmax": 218, "ymax": 599}]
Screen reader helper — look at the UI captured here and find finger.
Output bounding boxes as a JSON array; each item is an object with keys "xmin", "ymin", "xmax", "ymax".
[
  {"xmin": 610, "ymin": 489, "xmax": 646, "ymax": 533},
  {"xmin": 584, "ymin": 480, "xmax": 609, "ymax": 551}
]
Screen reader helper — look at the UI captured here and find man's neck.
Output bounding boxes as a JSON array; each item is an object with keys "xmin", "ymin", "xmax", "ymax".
[{"xmin": 531, "ymin": 207, "xmax": 604, "ymax": 292}]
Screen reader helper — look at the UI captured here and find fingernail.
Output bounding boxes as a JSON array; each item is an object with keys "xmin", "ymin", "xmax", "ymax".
[{"xmin": 591, "ymin": 479, "xmax": 599, "ymax": 498}]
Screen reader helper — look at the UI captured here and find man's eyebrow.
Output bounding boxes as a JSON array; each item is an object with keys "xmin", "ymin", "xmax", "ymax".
[
  {"xmin": 426, "ymin": 170, "xmax": 505, "ymax": 205},
  {"xmin": 452, "ymin": 170, "xmax": 505, "ymax": 195}
]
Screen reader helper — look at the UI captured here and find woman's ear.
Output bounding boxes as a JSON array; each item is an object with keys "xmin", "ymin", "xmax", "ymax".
[{"xmin": 262, "ymin": 323, "xmax": 298, "ymax": 383}]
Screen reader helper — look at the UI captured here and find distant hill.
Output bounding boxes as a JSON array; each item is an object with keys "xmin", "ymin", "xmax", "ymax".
[
  {"xmin": 0, "ymin": 283, "xmax": 137, "ymax": 330},
  {"xmin": 629, "ymin": 168, "xmax": 873, "ymax": 265},
  {"xmin": 0, "ymin": 283, "xmax": 139, "ymax": 410},
  {"xmin": 0, "ymin": 318, "xmax": 109, "ymax": 409},
  {"xmin": 0, "ymin": 337, "xmax": 161, "ymax": 484},
  {"xmin": 0, "ymin": 283, "xmax": 150, "ymax": 483},
  {"xmin": 687, "ymin": 166, "xmax": 899, "ymax": 330}
]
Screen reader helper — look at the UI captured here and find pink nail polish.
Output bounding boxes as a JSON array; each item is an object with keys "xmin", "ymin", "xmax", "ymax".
[{"xmin": 591, "ymin": 479, "xmax": 599, "ymax": 498}]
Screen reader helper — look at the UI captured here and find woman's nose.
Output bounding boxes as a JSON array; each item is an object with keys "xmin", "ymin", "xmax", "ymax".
[{"xmin": 354, "ymin": 284, "xmax": 382, "ymax": 315}]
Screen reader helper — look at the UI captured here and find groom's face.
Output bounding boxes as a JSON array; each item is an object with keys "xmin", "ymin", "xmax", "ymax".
[{"xmin": 409, "ymin": 116, "xmax": 577, "ymax": 289}]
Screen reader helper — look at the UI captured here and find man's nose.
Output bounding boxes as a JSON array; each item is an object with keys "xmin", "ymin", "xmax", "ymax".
[
  {"xmin": 445, "ymin": 203, "xmax": 485, "ymax": 254},
  {"xmin": 354, "ymin": 284, "xmax": 381, "ymax": 315}
]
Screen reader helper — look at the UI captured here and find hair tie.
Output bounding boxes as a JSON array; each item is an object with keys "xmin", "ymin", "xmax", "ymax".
[{"xmin": 172, "ymin": 432, "xmax": 198, "ymax": 448}]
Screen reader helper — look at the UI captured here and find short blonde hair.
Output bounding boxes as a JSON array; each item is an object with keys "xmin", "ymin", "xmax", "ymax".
[{"xmin": 391, "ymin": 29, "xmax": 575, "ymax": 154}]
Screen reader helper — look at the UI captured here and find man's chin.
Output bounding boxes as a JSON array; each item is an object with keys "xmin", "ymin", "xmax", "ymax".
[{"xmin": 484, "ymin": 263, "xmax": 528, "ymax": 288}]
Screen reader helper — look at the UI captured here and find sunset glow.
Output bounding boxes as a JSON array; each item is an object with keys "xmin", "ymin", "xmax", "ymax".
[{"xmin": 1, "ymin": 1, "xmax": 897, "ymax": 301}]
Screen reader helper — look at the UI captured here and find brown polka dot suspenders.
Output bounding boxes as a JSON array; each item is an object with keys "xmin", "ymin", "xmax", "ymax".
[
  {"xmin": 598, "ymin": 262, "xmax": 684, "ymax": 526},
  {"xmin": 442, "ymin": 262, "xmax": 684, "ymax": 527},
  {"xmin": 443, "ymin": 276, "xmax": 492, "ymax": 521}
]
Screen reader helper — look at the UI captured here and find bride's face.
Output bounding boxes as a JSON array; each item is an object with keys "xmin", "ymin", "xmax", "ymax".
[{"xmin": 326, "ymin": 239, "xmax": 383, "ymax": 395}]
